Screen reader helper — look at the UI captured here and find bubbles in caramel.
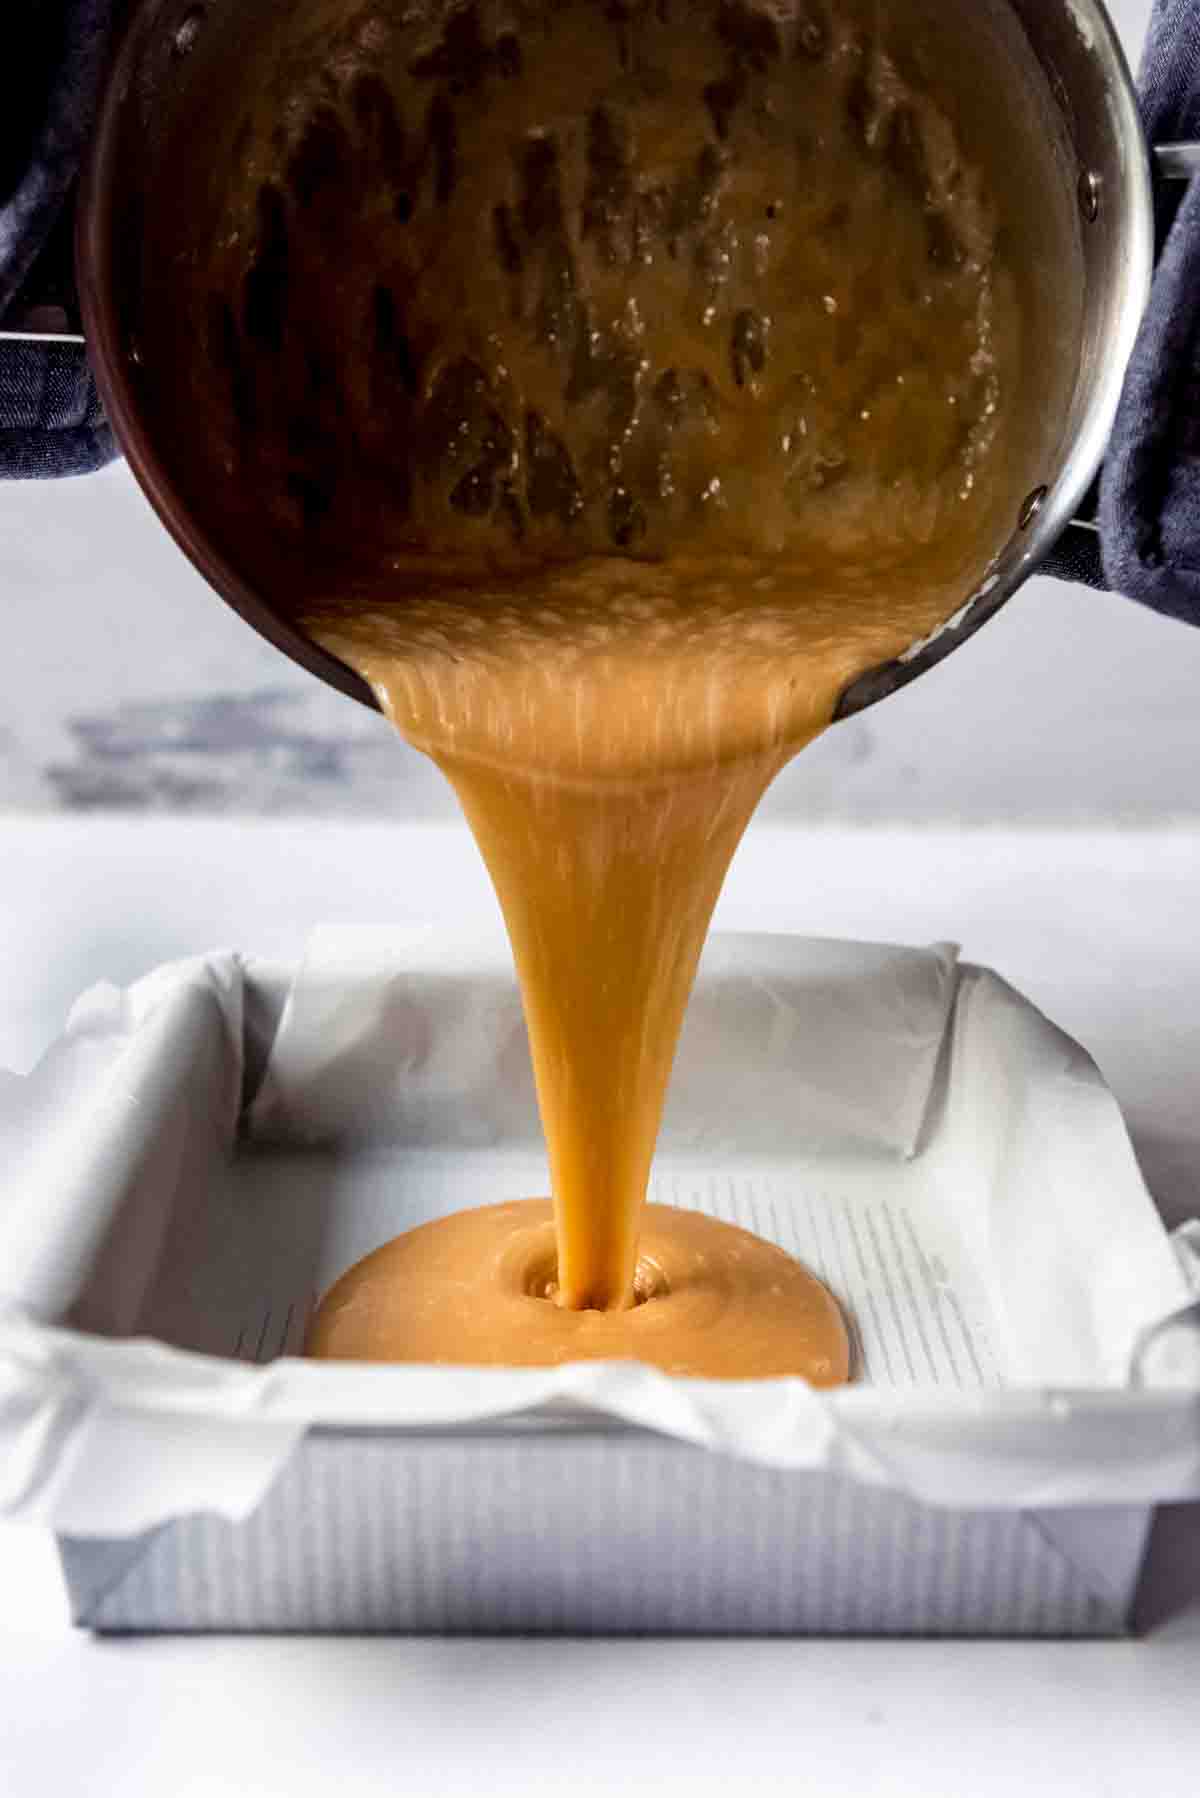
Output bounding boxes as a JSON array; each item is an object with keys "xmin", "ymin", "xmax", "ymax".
[{"xmin": 142, "ymin": 0, "xmax": 1080, "ymax": 1363}]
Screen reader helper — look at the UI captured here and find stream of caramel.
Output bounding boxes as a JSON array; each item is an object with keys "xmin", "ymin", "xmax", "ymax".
[{"xmin": 144, "ymin": 1, "xmax": 1080, "ymax": 1351}]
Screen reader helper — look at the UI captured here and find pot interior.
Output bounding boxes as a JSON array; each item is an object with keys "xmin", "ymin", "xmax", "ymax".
[{"xmin": 81, "ymin": 0, "xmax": 1143, "ymax": 713}]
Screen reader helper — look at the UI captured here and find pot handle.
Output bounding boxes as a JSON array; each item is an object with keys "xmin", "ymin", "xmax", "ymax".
[
  {"xmin": 0, "ymin": 320, "xmax": 86, "ymax": 344},
  {"xmin": 1155, "ymin": 141, "xmax": 1200, "ymax": 181},
  {"xmin": 0, "ymin": 194, "xmax": 86, "ymax": 345}
]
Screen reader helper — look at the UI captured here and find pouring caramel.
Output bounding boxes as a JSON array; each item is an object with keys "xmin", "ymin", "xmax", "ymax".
[{"xmin": 142, "ymin": 0, "xmax": 1081, "ymax": 1369}]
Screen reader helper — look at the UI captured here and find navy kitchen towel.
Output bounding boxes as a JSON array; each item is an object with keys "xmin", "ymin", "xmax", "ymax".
[
  {"xmin": 1094, "ymin": 0, "xmax": 1200, "ymax": 623},
  {"xmin": 3, "ymin": 0, "xmax": 1200, "ymax": 631},
  {"xmin": 0, "ymin": 334, "xmax": 113, "ymax": 478},
  {"xmin": 0, "ymin": 1, "xmax": 116, "ymax": 478}
]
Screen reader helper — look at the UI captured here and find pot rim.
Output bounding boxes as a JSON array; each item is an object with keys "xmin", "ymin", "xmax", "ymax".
[
  {"xmin": 77, "ymin": 0, "xmax": 1154, "ymax": 722},
  {"xmin": 76, "ymin": 0, "xmax": 379, "ymax": 713}
]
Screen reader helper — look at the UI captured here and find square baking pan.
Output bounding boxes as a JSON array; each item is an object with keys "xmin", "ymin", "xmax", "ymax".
[{"xmin": 4, "ymin": 932, "xmax": 1198, "ymax": 1635}]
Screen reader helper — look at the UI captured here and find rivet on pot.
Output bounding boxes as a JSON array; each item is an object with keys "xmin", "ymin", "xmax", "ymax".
[
  {"xmin": 1019, "ymin": 485, "xmax": 1048, "ymax": 530},
  {"xmin": 1078, "ymin": 170, "xmax": 1100, "ymax": 223},
  {"xmin": 172, "ymin": 7, "xmax": 205, "ymax": 59}
]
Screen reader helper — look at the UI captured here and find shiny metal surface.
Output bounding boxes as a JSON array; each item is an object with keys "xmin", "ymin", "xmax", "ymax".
[
  {"xmin": 837, "ymin": 0, "xmax": 1155, "ymax": 718},
  {"xmin": 78, "ymin": 0, "xmax": 1158, "ymax": 721},
  {"xmin": 1155, "ymin": 141, "xmax": 1200, "ymax": 181},
  {"xmin": 0, "ymin": 328, "xmax": 88, "ymax": 343}
]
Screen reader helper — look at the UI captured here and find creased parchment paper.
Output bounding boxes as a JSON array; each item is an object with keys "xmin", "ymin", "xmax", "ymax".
[{"xmin": 2, "ymin": 929, "xmax": 1198, "ymax": 1536}]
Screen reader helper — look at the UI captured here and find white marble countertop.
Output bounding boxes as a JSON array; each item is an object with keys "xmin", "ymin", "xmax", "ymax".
[
  {"xmin": 12, "ymin": 467, "xmax": 1200, "ymax": 828},
  {"xmin": 3, "ymin": 818, "xmax": 1200, "ymax": 1797}
]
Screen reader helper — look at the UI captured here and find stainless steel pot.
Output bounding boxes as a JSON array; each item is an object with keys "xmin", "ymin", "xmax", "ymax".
[{"xmin": 59, "ymin": 0, "xmax": 1197, "ymax": 718}]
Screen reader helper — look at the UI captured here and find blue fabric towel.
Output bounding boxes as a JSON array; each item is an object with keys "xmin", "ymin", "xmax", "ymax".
[
  {"xmin": 0, "ymin": 1, "xmax": 115, "ymax": 479},
  {"xmin": 3, "ymin": 0, "xmax": 1200, "ymax": 631},
  {"xmin": 1095, "ymin": 0, "xmax": 1200, "ymax": 622}
]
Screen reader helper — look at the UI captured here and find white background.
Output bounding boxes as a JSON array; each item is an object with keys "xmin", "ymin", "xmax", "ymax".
[{"xmin": 4, "ymin": 2, "xmax": 1200, "ymax": 1794}]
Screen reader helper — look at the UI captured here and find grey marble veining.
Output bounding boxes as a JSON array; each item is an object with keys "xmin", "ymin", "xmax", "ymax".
[
  {"xmin": 0, "ymin": 462, "xmax": 453, "ymax": 817},
  {"xmin": 41, "ymin": 687, "xmax": 452, "ymax": 816}
]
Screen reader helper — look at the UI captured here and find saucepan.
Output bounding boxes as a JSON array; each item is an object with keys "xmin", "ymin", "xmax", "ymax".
[{"xmin": 74, "ymin": 0, "xmax": 1194, "ymax": 721}]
